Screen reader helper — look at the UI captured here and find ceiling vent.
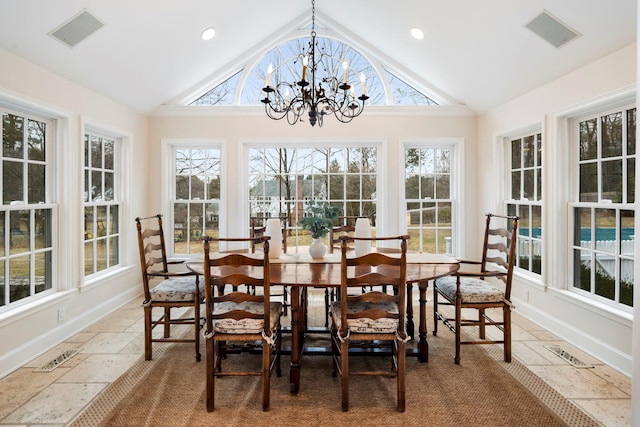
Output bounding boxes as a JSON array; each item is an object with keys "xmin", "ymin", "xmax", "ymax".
[
  {"xmin": 525, "ymin": 10, "xmax": 580, "ymax": 49},
  {"xmin": 49, "ymin": 10, "xmax": 104, "ymax": 48}
]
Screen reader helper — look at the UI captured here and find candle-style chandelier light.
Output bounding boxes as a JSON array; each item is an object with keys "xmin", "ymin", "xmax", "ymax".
[{"xmin": 261, "ymin": 0, "xmax": 368, "ymax": 127}]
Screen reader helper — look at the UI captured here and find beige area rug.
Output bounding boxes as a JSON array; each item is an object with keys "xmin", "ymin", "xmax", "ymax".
[{"xmin": 70, "ymin": 324, "xmax": 600, "ymax": 427}]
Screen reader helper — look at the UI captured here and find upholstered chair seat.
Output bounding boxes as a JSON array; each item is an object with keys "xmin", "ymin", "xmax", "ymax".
[
  {"xmin": 212, "ymin": 301, "xmax": 283, "ymax": 334},
  {"xmin": 148, "ymin": 277, "xmax": 205, "ymax": 302},
  {"xmin": 329, "ymin": 300, "xmax": 399, "ymax": 334},
  {"xmin": 434, "ymin": 276, "xmax": 505, "ymax": 304}
]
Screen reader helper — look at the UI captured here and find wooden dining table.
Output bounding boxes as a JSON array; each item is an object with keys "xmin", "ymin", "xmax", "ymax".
[{"xmin": 187, "ymin": 248, "xmax": 458, "ymax": 394}]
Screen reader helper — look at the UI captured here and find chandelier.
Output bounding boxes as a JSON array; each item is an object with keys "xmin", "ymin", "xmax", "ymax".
[{"xmin": 261, "ymin": 0, "xmax": 368, "ymax": 127}]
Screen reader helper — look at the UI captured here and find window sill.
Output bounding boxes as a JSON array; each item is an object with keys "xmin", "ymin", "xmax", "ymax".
[
  {"xmin": 81, "ymin": 265, "xmax": 136, "ymax": 292},
  {"xmin": 550, "ymin": 288, "xmax": 633, "ymax": 325},
  {"xmin": 0, "ymin": 289, "xmax": 76, "ymax": 327}
]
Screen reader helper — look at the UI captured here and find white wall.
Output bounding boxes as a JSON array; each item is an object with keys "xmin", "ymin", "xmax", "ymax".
[
  {"xmin": 0, "ymin": 48, "xmax": 149, "ymax": 377},
  {"xmin": 477, "ymin": 43, "xmax": 636, "ymax": 378}
]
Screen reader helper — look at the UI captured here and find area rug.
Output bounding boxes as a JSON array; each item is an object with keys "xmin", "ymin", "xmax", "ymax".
[{"xmin": 69, "ymin": 326, "xmax": 600, "ymax": 427}]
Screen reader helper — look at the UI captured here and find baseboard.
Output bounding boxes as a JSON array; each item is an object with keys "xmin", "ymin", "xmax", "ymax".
[{"xmin": 0, "ymin": 287, "xmax": 140, "ymax": 379}]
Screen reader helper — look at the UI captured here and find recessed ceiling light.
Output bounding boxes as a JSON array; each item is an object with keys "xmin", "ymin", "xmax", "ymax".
[
  {"xmin": 410, "ymin": 27, "xmax": 424, "ymax": 40},
  {"xmin": 201, "ymin": 27, "xmax": 216, "ymax": 41}
]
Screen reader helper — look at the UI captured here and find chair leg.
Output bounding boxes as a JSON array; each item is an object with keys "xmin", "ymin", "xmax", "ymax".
[
  {"xmin": 144, "ymin": 305, "xmax": 153, "ymax": 361},
  {"xmin": 432, "ymin": 285, "xmax": 439, "ymax": 336},
  {"xmin": 163, "ymin": 307, "xmax": 171, "ymax": 338},
  {"xmin": 262, "ymin": 337, "xmax": 270, "ymax": 411},
  {"xmin": 397, "ymin": 339, "xmax": 406, "ymax": 412},
  {"xmin": 214, "ymin": 340, "xmax": 223, "ymax": 373},
  {"xmin": 340, "ymin": 338, "xmax": 349, "ymax": 411},
  {"xmin": 454, "ymin": 298, "xmax": 462, "ymax": 365},
  {"xmin": 206, "ymin": 336, "xmax": 215, "ymax": 412},
  {"xmin": 324, "ymin": 288, "xmax": 330, "ymax": 327},
  {"xmin": 283, "ymin": 286, "xmax": 289, "ymax": 316},
  {"xmin": 331, "ymin": 325, "xmax": 338, "ymax": 377},
  {"xmin": 478, "ymin": 307, "xmax": 486, "ymax": 339},
  {"xmin": 504, "ymin": 305, "xmax": 512, "ymax": 363},
  {"xmin": 194, "ymin": 299, "xmax": 201, "ymax": 362},
  {"xmin": 276, "ymin": 326, "xmax": 282, "ymax": 377}
]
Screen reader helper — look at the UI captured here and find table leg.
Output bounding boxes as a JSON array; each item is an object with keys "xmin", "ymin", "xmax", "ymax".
[
  {"xmin": 289, "ymin": 286, "xmax": 301, "ymax": 393},
  {"xmin": 418, "ymin": 282, "xmax": 429, "ymax": 362},
  {"xmin": 406, "ymin": 283, "xmax": 414, "ymax": 339}
]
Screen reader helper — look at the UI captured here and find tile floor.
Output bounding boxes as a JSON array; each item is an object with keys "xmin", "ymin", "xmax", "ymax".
[{"xmin": 0, "ymin": 288, "xmax": 632, "ymax": 427}]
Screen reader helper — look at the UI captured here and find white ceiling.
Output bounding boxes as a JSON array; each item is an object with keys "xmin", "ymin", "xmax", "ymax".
[{"xmin": 0, "ymin": 0, "xmax": 636, "ymax": 114}]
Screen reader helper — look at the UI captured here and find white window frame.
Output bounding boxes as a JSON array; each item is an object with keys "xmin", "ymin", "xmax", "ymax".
[
  {"xmin": 162, "ymin": 139, "xmax": 224, "ymax": 258},
  {"xmin": 568, "ymin": 102, "xmax": 635, "ymax": 310},
  {"xmin": 243, "ymin": 142, "xmax": 381, "ymax": 248},
  {"xmin": 401, "ymin": 139, "xmax": 461, "ymax": 256},
  {"xmin": 505, "ymin": 130, "xmax": 544, "ymax": 278},
  {"xmin": 0, "ymin": 105, "xmax": 57, "ymax": 311},
  {"xmin": 402, "ymin": 143, "xmax": 454, "ymax": 254},
  {"xmin": 82, "ymin": 130, "xmax": 123, "ymax": 278}
]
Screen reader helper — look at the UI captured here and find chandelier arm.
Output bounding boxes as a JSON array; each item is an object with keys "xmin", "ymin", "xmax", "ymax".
[{"xmin": 260, "ymin": 0, "xmax": 367, "ymax": 127}]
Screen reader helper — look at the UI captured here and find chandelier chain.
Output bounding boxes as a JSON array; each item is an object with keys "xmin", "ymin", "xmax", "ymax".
[{"xmin": 261, "ymin": 0, "xmax": 368, "ymax": 127}]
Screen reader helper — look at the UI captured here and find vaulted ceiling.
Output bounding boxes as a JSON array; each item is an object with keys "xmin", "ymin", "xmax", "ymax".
[{"xmin": 0, "ymin": 1, "xmax": 636, "ymax": 114}]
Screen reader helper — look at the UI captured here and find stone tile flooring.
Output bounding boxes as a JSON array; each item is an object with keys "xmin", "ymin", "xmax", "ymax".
[{"xmin": 0, "ymin": 289, "xmax": 632, "ymax": 426}]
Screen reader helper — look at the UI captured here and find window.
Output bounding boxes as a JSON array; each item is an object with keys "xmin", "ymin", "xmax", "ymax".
[
  {"xmin": 83, "ymin": 132, "xmax": 121, "ymax": 276},
  {"xmin": 189, "ymin": 37, "xmax": 439, "ymax": 107},
  {"xmin": 172, "ymin": 148, "xmax": 221, "ymax": 255},
  {"xmin": 1, "ymin": 109, "xmax": 54, "ymax": 307},
  {"xmin": 404, "ymin": 147, "xmax": 452, "ymax": 254},
  {"xmin": 385, "ymin": 70, "xmax": 438, "ymax": 106},
  {"xmin": 507, "ymin": 132, "xmax": 543, "ymax": 275},
  {"xmin": 249, "ymin": 146, "xmax": 377, "ymax": 246},
  {"xmin": 571, "ymin": 107, "xmax": 635, "ymax": 307}
]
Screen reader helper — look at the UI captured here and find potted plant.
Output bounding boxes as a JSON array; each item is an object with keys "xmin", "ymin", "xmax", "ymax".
[{"xmin": 297, "ymin": 200, "xmax": 339, "ymax": 258}]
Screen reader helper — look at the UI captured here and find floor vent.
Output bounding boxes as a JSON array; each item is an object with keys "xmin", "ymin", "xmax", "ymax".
[
  {"xmin": 544, "ymin": 345, "xmax": 593, "ymax": 368},
  {"xmin": 33, "ymin": 349, "xmax": 81, "ymax": 372}
]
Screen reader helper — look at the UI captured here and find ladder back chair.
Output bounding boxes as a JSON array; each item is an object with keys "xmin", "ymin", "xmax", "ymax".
[
  {"xmin": 433, "ymin": 213, "xmax": 519, "ymax": 364},
  {"xmin": 327, "ymin": 216, "xmax": 365, "ymax": 254},
  {"xmin": 202, "ymin": 236, "xmax": 283, "ymax": 411},
  {"xmin": 135, "ymin": 214, "xmax": 204, "ymax": 362},
  {"xmin": 250, "ymin": 216, "xmax": 288, "ymax": 252},
  {"xmin": 324, "ymin": 216, "xmax": 365, "ymax": 326},
  {"xmin": 330, "ymin": 234, "xmax": 410, "ymax": 412},
  {"xmin": 250, "ymin": 216, "xmax": 289, "ymax": 314}
]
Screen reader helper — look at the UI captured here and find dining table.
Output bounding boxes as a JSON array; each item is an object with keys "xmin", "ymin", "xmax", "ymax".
[{"xmin": 187, "ymin": 247, "xmax": 458, "ymax": 394}]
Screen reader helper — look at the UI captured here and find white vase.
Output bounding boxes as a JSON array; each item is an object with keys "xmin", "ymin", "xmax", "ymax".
[
  {"xmin": 308, "ymin": 237, "xmax": 326, "ymax": 259},
  {"xmin": 354, "ymin": 218, "xmax": 372, "ymax": 256},
  {"xmin": 264, "ymin": 218, "xmax": 282, "ymax": 259}
]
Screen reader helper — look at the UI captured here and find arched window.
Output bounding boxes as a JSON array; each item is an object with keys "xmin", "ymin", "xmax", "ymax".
[{"xmin": 190, "ymin": 37, "xmax": 437, "ymax": 107}]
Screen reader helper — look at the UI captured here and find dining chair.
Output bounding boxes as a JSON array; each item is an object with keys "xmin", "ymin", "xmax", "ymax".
[
  {"xmin": 322, "ymin": 216, "xmax": 365, "ymax": 327},
  {"xmin": 249, "ymin": 216, "xmax": 290, "ymax": 315},
  {"xmin": 134, "ymin": 214, "xmax": 204, "ymax": 362},
  {"xmin": 330, "ymin": 234, "xmax": 410, "ymax": 412},
  {"xmin": 327, "ymin": 216, "xmax": 364, "ymax": 254},
  {"xmin": 432, "ymin": 213, "xmax": 519, "ymax": 364},
  {"xmin": 249, "ymin": 216, "xmax": 288, "ymax": 252},
  {"xmin": 202, "ymin": 235, "xmax": 283, "ymax": 411}
]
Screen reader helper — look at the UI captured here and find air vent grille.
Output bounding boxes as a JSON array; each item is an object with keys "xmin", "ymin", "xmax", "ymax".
[
  {"xmin": 49, "ymin": 10, "xmax": 104, "ymax": 48},
  {"xmin": 526, "ymin": 10, "xmax": 580, "ymax": 49},
  {"xmin": 544, "ymin": 345, "xmax": 593, "ymax": 368},
  {"xmin": 33, "ymin": 349, "xmax": 81, "ymax": 372}
]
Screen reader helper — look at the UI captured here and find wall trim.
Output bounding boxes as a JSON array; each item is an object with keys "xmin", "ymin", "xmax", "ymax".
[
  {"xmin": 0, "ymin": 287, "xmax": 140, "ymax": 379},
  {"xmin": 513, "ymin": 292, "xmax": 632, "ymax": 377}
]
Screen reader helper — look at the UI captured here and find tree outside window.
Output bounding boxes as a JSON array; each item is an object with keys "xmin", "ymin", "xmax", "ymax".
[
  {"xmin": 1, "ymin": 110, "xmax": 53, "ymax": 307},
  {"xmin": 249, "ymin": 146, "xmax": 377, "ymax": 247},
  {"xmin": 173, "ymin": 148, "xmax": 221, "ymax": 255},
  {"xmin": 404, "ymin": 147, "xmax": 452, "ymax": 254},
  {"xmin": 83, "ymin": 132, "xmax": 121, "ymax": 276},
  {"xmin": 571, "ymin": 107, "xmax": 635, "ymax": 307},
  {"xmin": 507, "ymin": 132, "xmax": 543, "ymax": 275}
]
